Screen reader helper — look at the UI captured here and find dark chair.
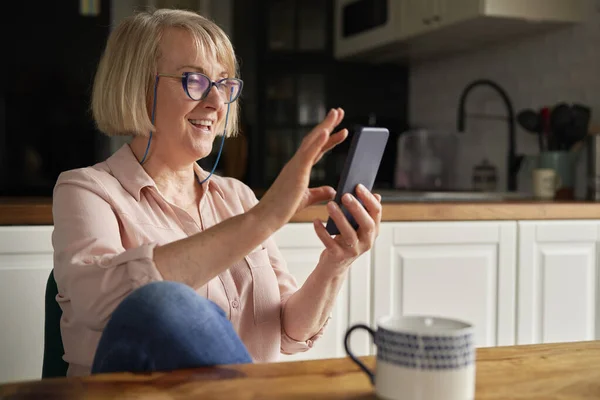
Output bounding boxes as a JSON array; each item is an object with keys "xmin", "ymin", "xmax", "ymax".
[{"xmin": 42, "ymin": 270, "xmax": 69, "ymax": 378}]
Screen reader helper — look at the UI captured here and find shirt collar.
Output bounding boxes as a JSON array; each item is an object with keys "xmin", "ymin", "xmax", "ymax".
[
  {"xmin": 105, "ymin": 144, "xmax": 225, "ymax": 201},
  {"xmin": 193, "ymin": 162, "xmax": 225, "ymax": 199}
]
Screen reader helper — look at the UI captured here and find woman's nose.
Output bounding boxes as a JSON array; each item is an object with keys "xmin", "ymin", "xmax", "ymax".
[{"xmin": 202, "ymin": 84, "xmax": 225, "ymax": 108}]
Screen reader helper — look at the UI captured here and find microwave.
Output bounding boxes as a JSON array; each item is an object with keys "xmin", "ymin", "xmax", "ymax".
[{"xmin": 334, "ymin": 0, "xmax": 406, "ymax": 62}]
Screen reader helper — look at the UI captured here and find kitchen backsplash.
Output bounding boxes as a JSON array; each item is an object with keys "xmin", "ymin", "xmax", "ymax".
[{"xmin": 408, "ymin": 2, "xmax": 599, "ymax": 197}]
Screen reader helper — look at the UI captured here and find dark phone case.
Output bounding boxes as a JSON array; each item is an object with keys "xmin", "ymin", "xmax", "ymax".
[{"xmin": 325, "ymin": 127, "xmax": 389, "ymax": 235}]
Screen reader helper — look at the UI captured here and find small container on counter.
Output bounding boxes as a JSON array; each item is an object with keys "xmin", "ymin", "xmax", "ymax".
[{"xmin": 472, "ymin": 159, "xmax": 498, "ymax": 191}]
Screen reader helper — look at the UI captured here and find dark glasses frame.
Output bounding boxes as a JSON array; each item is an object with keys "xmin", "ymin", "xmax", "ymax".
[{"xmin": 157, "ymin": 72, "xmax": 243, "ymax": 104}]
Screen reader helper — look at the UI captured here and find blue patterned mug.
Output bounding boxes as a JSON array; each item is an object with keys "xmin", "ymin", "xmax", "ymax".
[{"xmin": 344, "ymin": 315, "xmax": 475, "ymax": 400}]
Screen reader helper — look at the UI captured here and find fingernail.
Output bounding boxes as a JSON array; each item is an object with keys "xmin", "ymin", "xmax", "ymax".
[
  {"xmin": 327, "ymin": 201, "xmax": 337, "ymax": 211},
  {"xmin": 344, "ymin": 193, "xmax": 353, "ymax": 203}
]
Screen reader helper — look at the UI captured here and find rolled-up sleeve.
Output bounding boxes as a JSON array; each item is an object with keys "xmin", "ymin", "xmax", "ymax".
[
  {"xmin": 280, "ymin": 297, "xmax": 330, "ymax": 354},
  {"xmin": 52, "ymin": 169, "xmax": 163, "ymax": 331}
]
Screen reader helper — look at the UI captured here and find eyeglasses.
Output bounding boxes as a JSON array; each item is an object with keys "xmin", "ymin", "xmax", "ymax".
[{"xmin": 157, "ymin": 72, "xmax": 243, "ymax": 104}]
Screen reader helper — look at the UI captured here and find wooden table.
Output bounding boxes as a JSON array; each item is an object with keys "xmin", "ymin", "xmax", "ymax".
[{"xmin": 1, "ymin": 341, "xmax": 599, "ymax": 399}]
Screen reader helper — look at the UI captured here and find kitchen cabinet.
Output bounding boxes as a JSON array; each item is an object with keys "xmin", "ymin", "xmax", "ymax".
[
  {"xmin": 335, "ymin": 0, "xmax": 587, "ymax": 62},
  {"xmin": 517, "ymin": 221, "xmax": 600, "ymax": 345},
  {"xmin": 371, "ymin": 220, "xmax": 600, "ymax": 351},
  {"xmin": 0, "ymin": 226, "xmax": 54, "ymax": 384},
  {"xmin": 401, "ymin": 0, "xmax": 587, "ymax": 59},
  {"xmin": 0, "ymin": 223, "xmax": 372, "ymax": 382},
  {"xmin": 272, "ymin": 223, "xmax": 372, "ymax": 361},
  {"xmin": 1, "ymin": 218, "xmax": 599, "ymax": 383},
  {"xmin": 372, "ymin": 221, "xmax": 518, "ymax": 348},
  {"xmin": 401, "ymin": 0, "xmax": 480, "ymax": 39}
]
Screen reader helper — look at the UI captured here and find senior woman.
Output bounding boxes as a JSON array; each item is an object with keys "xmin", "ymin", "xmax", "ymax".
[{"xmin": 51, "ymin": 8, "xmax": 382, "ymax": 377}]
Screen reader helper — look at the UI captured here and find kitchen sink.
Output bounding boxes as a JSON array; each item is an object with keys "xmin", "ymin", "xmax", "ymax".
[{"xmin": 375, "ymin": 190, "xmax": 532, "ymax": 202}]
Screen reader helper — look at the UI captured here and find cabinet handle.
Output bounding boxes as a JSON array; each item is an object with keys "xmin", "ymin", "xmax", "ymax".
[
  {"xmin": 432, "ymin": 15, "xmax": 441, "ymax": 22},
  {"xmin": 422, "ymin": 17, "xmax": 431, "ymax": 25}
]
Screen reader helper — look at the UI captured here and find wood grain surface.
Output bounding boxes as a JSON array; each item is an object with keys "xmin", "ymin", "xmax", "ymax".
[
  {"xmin": 2, "ymin": 197, "xmax": 599, "ymax": 225},
  {"xmin": 1, "ymin": 341, "xmax": 598, "ymax": 399},
  {"xmin": 0, "ymin": 198, "xmax": 54, "ymax": 225},
  {"xmin": 292, "ymin": 201, "xmax": 600, "ymax": 222}
]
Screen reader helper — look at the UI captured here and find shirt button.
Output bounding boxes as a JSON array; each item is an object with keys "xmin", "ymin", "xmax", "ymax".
[{"xmin": 231, "ymin": 300, "xmax": 239, "ymax": 308}]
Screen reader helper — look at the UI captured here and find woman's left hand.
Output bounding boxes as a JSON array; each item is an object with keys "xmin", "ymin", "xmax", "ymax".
[
  {"xmin": 313, "ymin": 183, "xmax": 382, "ymax": 275},
  {"xmin": 295, "ymin": 186, "xmax": 336, "ymax": 212}
]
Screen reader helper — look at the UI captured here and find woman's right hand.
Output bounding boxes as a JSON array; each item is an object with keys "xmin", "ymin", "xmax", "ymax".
[{"xmin": 256, "ymin": 108, "xmax": 348, "ymax": 230}]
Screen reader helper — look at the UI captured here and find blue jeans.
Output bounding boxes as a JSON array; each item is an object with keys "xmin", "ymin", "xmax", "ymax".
[{"xmin": 91, "ymin": 281, "xmax": 253, "ymax": 374}]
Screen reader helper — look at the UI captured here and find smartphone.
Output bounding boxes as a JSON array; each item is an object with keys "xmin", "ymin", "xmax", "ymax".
[{"xmin": 325, "ymin": 126, "xmax": 389, "ymax": 235}]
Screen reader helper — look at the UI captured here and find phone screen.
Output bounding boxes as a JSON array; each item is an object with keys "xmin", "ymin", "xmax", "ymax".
[{"xmin": 325, "ymin": 126, "xmax": 389, "ymax": 235}]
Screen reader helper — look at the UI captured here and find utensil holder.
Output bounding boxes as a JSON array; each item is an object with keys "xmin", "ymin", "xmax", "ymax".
[{"xmin": 538, "ymin": 151, "xmax": 578, "ymax": 199}]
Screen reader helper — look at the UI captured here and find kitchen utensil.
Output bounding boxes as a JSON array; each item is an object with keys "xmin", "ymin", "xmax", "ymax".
[
  {"xmin": 394, "ymin": 129, "xmax": 459, "ymax": 190},
  {"xmin": 550, "ymin": 103, "xmax": 572, "ymax": 151},
  {"xmin": 548, "ymin": 103, "xmax": 571, "ymax": 151},
  {"xmin": 568, "ymin": 103, "xmax": 592, "ymax": 150},
  {"xmin": 540, "ymin": 107, "xmax": 551, "ymax": 151},
  {"xmin": 586, "ymin": 132, "xmax": 599, "ymax": 201},
  {"xmin": 517, "ymin": 109, "xmax": 542, "ymax": 150},
  {"xmin": 538, "ymin": 151, "xmax": 578, "ymax": 200}
]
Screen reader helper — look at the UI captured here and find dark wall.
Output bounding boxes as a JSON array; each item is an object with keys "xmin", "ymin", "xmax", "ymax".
[{"xmin": 2, "ymin": 0, "xmax": 111, "ymax": 196}]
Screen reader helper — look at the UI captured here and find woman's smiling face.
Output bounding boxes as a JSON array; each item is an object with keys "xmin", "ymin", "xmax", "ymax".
[{"xmin": 152, "ymin": 27, "xmax": 229, "ymax": 163}]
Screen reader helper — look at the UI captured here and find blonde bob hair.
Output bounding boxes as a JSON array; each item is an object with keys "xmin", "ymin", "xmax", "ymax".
[{"xmin": 91, "ymin": 8, "xmax": 240, "ymax": 138}]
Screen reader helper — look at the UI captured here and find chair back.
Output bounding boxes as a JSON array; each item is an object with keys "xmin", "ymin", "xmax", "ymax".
[{"xmin": 42, "ymin": 270, "xmax": 68, "ymax": 378}]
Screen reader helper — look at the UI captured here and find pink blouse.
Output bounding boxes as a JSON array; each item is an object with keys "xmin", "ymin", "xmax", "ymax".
[{"xmin": 51, "ymin": 144, "xmax": 327, "ymax": 377}]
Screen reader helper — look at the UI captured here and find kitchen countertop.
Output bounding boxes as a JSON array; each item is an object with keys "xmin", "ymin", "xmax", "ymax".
[
  {"xmin": 1, "ymin": 341, "xmax": 598, "ymax": 399},
  {"xmin": 1, "ymin": 196, "xmax": 600, "ymax": 225},
  {"xmin": 0, "ymin": 197, "xmax": 55, "ymax": 225},
  {"xmin": 294, "ymin": 199, "xmax": 600, "ymax": 222}
]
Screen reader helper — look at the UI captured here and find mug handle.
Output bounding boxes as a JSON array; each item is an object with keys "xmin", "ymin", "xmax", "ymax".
[{"xmin": 344, "ymin": 324, "xmax": 375, "ymax": 385}]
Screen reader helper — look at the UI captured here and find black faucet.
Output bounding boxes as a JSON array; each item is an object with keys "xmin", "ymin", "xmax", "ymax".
[{"xmin": 457, "ymin": 79, "xmax": 522, "ymax": 192}]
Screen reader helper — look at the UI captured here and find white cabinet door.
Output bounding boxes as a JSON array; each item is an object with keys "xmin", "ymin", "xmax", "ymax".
[
  {"xmin": 0, "ymin": 226, "xmax": 54, "ymax": 384},
  {"xmin": 373, "ymin": 221, "xmax": 517, "ymax": 348},
  {"xmin": 273, "ymin": 223, "xmax": 372, "ymax": 361},
  {"xmin": 517, "ymin": 221, "xmax": 600, "ymax": 345}
]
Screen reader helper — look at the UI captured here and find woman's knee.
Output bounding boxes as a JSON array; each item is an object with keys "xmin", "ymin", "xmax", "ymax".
[
  {"xmin": 95, "ymin": 280, "xmax": 251, "ymax": 372},
  {"xmin": 127, "ymin": 280, "xmax": 197, "ymax": 305},
  {"xmin": 110, "ymin": 280, "xmax": 226, "ymax": 331}
]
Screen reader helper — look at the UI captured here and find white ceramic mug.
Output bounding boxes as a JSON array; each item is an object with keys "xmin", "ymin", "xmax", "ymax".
[
  {"xmin": 532, "ymin": 168, "xmax": 560, "ymax": 199},
  {"xmin": 344, "ymin": 315, "xmax": 475, "ymax": 400}
]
